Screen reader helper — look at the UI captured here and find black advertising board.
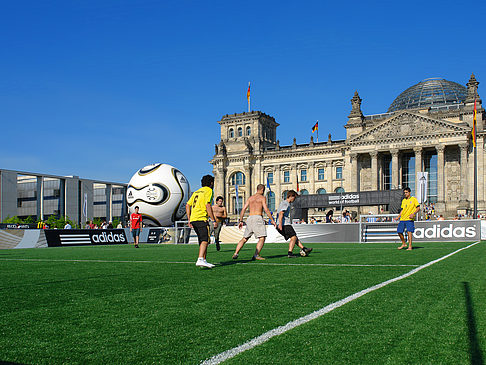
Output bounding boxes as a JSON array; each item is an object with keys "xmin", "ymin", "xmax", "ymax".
[
  {"xmin": 0, "ymin": 223, "xmax": 37, "ymax": 229},
  {"xmin": 45, "ymin": 229, "xmax": 129, "ymax": 247}
]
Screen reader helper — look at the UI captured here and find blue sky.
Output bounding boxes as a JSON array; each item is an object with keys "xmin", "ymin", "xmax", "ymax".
[{"xmin": 1, "ymin": 0, "xmax": 484, "ymax": 189}]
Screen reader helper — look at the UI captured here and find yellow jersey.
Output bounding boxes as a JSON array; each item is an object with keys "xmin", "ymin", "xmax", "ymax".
[
  {"xmin": 400, "ymin": 196, "xmax": 419, "ymax": 221},
  {"xmin": 187, "ymin": 186, "xmax": 213, "ymax": 222}
]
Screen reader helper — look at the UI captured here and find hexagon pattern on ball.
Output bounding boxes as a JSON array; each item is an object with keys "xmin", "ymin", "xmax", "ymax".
[{"xmin": 126, "ymin": 163, "xmax": 190, "ymax": 227}]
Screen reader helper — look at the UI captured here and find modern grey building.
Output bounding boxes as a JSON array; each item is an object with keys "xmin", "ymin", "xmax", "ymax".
[{"xmin": 0, "ymin": 169, "xmax": 127, "ymax": 224}]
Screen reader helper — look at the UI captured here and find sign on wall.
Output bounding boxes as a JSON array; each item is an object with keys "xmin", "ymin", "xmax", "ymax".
[{"xmin": 44, "ymin": 229, "xmax": 128, "ymax": 247}]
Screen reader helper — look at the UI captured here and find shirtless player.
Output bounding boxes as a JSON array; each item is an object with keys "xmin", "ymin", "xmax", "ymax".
[
  {"xmin": 232, "ymin": 184, "xmax": 277, "ymax": 260},
  {"xmin": 211, "ymin": 196, "xmax": 227, "ymax": 251}
]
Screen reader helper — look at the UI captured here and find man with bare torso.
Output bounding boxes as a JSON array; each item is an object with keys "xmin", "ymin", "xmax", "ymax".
[
  {"xmin": 211, "ymin": 196, "xmax": 227, "ymax": 251},
  {"xmin": 232, "ymin": 184, "xmax": 276, "ymax": 260}
]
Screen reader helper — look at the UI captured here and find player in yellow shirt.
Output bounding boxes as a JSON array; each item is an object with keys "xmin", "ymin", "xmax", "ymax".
[
  {"xmin": 186, "ymin": 175, "xmax": 218, "ymax": 268},
  {"xmin": 395, "ymin": 187, "xmax": 420, "ymax": 251}
]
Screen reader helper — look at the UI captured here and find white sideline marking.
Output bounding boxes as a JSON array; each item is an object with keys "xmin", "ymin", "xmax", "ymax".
[
  {"xmin": 0, "ymin": 258, "xmax": 195, "ymax": 264},
  {"xmin": 0, "ymin": 258, "xmax": 418, "ymax": 267},
  {"xmin": 200, "ymin": 241, "xmax": 480, "ymax": 365}
]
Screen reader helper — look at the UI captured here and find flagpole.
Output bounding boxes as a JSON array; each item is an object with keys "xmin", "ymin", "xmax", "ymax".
[{"xmin": 316, "ymin": 120, "xmax": 319, "ymax": 143}]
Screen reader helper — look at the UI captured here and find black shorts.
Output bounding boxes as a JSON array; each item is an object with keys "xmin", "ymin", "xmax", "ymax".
[
  {"xmin": 191, "ymin": 221, "xmax": 210, "ymax": 244},
  {"xmin": 277, "ymin": 225, "xmax": 297, "ymax": 241}
]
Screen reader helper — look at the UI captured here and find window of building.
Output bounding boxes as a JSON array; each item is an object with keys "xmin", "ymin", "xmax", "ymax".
[
  {"xmin": 423, "ymin": 151, "xmax": 438, "ymax": 203},
  {"xmin": 300, "ymin": 189, "xmax": 308, "ymax": 195},
  {"xmin": 229, "ymin": 128, "xmax": 234, "ymax": 138},
  {"xmin": 318, "ymin": 168, "xmax": 325, "ymax": 181},
  {"xmin": 267, "ymin": 191, "xmax": 275, "ymax": 211},
  {"xmin": 382, "ymin": 155, "xmax": 392, "ymax": 190},
  {"xmin": 231, "ymin": 172, "xmax": 246, "ymax": 185},
  {"xmin": 401, "ymin": 153, "xmax": 415, "ymax": 195},
  {"xmin": 336, "ymin": 166, "xmax": 343, "ymax": 179},
  {"xmin": 300, "ymin": 169, "xmax": 307, "ymax": 182},
  {"xmin": 335, "ymin": 187, "xmax": 345, "ymax": 193},
  {"xmin": 267, "ymin": 172, "xmax": 273, "ymax": 184},
  {"xmin": 246, "ymin": 126, "xmax": 251, "ymax": 136},
  {"xmin": 317, "ymin": 188, "xmax": 326, "ymax": 194},
  {"xmin": 238, "ymin": 127, "xmax": 243, "ymax": 137},
  {"xmin": 283, "ymin": 171, "xmax": 290, "ymax": 183},
  {"xmin": 282, "ymin": 190, "xmax": 288, "ymax": 199}
]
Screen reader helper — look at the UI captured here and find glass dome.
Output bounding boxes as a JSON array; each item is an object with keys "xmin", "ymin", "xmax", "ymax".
[{"xmin": 388, "ymin": 78, "xmax": 466, "ymax": 112}]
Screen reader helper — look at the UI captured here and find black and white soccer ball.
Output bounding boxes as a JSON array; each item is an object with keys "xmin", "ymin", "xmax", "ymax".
[
  {"xmin": 126, "ymin": 163, "xmax": 190, "ymax": 226},
  {"xmin": 300, "ymin": 249, "xmax": 308, "ymax": 257}
]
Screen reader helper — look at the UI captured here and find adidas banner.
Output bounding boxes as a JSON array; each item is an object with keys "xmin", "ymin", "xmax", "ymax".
[{"xmin": 45, "ymin": 229, "xmax": 129, "ymax": 247}]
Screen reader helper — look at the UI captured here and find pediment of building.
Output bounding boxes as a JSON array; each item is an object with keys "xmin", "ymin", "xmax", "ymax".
[{"xmin": 348, "ymin": 111, "xmax": 470, "ymax": 144}]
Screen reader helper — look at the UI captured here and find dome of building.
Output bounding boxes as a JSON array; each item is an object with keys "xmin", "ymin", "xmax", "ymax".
[{"xmin": 388, "ymin": 78, "xmax": 466, "ymax": 112}]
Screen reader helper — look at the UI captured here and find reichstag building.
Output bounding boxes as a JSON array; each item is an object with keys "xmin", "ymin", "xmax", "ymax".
[{"xmin": 211, "ymin": 74, "xmax": 484, "ymax": 219}]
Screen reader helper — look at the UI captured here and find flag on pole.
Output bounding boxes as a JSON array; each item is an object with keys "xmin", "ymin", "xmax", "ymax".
[
  {"xmin": 472, "ymin": 98, "xmax": 477, "ymax": 148},
  {"xmin": 312, "ymin": 120, "xmax": 319, "ymax": 142},
  {"xmin": 266, "ymin": 177, "xmax": 271, "ymax": 192},
  {"xmin": 247, "ymin": 82, "xmax": 251, "ymax": 112},
  {"xmin": 296, "ymin": 179, "xmax": 300, "ymax": 192}
]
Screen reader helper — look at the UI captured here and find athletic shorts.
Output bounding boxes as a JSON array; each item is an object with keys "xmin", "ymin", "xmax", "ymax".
[
  {"xmin": 397, "ymin": 220, "xmax": 415, "ymax": 234},
  {"xmin": 192, "ymin": 221, "xmax": 210, "ymax": 244},
  {"xmin": 277, "ymin": 225, "xmax": 297, "ymax": 241},
  {"xmin": 131, "ymin": 228, "xmax": 140, "ymax": 237},
  {"xmin": 243, "ymin": 215, "xmax": 267, "ymax": 239}
]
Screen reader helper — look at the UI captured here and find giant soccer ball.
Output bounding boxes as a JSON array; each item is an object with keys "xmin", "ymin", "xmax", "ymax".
[{"xmin": 126, "ymin": 163, "xmax": 190, "ymax": 227}]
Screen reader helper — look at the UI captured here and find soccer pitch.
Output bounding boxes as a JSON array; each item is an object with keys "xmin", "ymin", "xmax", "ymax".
[{"xmin": 0, "ymin": 241, "xmax": 484, "ymax": 364}]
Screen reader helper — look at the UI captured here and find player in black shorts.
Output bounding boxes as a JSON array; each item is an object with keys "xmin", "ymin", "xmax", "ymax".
[
  {"xmin": 186, "ymin": 175, "xmax": 218, "ymax": 269},
  {"xmin": 277, "ymin": 190, "xmax": 312, "ymax": 258}
]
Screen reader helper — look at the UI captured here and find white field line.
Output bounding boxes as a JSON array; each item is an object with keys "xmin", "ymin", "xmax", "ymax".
[
  {"xmin": 200, "ymin": 241, "xmax": 481, "ymax": 365},
  {"xmin": 0, "ymin": 258, "xmax": 418, "ymax": 267}
]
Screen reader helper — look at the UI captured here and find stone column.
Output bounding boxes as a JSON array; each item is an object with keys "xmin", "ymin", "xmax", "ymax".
[
  {"xmin": 275, "ymin": 165, "xmax": 281, "ymax": 203},
  {"xmin": 350, "ymin": 153, "xmax": 358, "ymax": 192},
  {"xmin": 414, "ymin": 146, "xmax": 422, "ymax": 194},
  {"xmin": 370, "ymin": 151, "xmax": 378, "ymax": 191},
  {"xmin": 292, "ymin": 163, "xmax": 298, "ymax": 191},
  {"xmin": 478, "ymin": 136, "xmax": 485, "ymax": 206},
  {"xmin": 391, "ymin": 149, "xmax": 399, "ymax": 189},
  {"xmin": 459, "ymin": 143, "xmax": 469, "ymax": 205},
  {"xmin": 436, "ymin": 145, "xmax": 445, "ymax": 204},
  {"xmin": 309, "ymin": 161, "xmax": 315, "ymax": 194}
]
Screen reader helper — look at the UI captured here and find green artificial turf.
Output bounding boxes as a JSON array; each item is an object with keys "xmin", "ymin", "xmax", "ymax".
[{"xmin": 0, "ymin": 241, "xmax": 484, "ymax": 364}]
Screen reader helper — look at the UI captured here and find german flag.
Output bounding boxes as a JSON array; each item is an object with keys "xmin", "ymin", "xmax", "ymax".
[
  {"xmin": 312, "ymin": 121, "xmax": 318, "ymax": 133},
  {"xmin": 472, "ymin": 98, "xmax": 477, "ymax": 148},
  {"xmin": 247, "ymin": 82, "xmax": 250, "ymax": 103}
]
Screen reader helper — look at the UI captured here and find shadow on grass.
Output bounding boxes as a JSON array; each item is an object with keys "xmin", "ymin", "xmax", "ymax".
[
  {"xmin": 463, "ymin": 282, "xmax": 484, "ymax": 365},
  {"xmin": 217, "ymin": 258, "xmax": 254, "ymax": 267},
  {"xmin": 0, "ymin": 361, "xmax": 27, "ymax": 364}
]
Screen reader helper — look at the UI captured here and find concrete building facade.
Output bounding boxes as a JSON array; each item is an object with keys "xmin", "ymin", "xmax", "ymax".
[
  {"xmin": 211, "ymin": 74, "xmax": 484, "ymax": 220},
  {"xmin": 0, "ymin": 169, "xmax": 127, "ymax": 224}
]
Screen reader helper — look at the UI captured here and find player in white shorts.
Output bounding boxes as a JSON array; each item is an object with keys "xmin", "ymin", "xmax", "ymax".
[{"xmin": 232, "ymin": 184, "xmax": 276, "ymax": 260}]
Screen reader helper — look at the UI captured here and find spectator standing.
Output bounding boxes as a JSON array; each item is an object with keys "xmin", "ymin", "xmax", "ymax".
[{"xmin": 130, "ymin": 206, "xmax": 143, "ymax": 248}]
